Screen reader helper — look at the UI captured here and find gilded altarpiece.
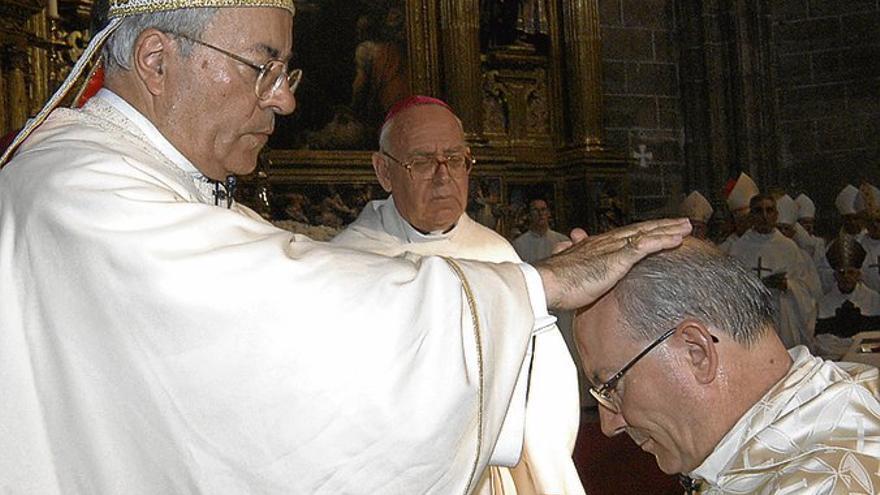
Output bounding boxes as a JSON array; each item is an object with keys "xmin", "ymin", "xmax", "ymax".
[{"xmin": 0, "ymin": 0, "xmax": 629, "ymax": 239}]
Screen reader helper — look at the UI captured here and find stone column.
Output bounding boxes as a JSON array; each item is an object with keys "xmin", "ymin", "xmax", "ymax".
[
  {"xmin": 561, "ymin": 0, "xmax": 603, "ymax": 149},
  {"xmin": 438, "ymin": 0, "xmax": 483, "ymax": 139}
]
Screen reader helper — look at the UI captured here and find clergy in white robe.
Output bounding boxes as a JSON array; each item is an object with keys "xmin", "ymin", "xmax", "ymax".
[
  {"xmin": 795, "ymin": 192, "xmax": 827, "ymax": 259},
  {"xmin": 332, "ymin": 96, "xmax": 584, "ymax": 495},
  {"xmin": 718, "ymin": 173, "xmax": 758, "ymax": 253},
  {"xmin": 574, "ymin": 238, "xmax": 880, "ymax": 495},
  {"xmin": 777, "ymin": 194, "xmax": 823, "ymax": 301},
  {"xmin": 679, "ymin": 190, "xmax": 713, "ymax": 240},
  {"xmin": 729, "ymin": 195, "xmax": 816, "ymax": 348},
  {"xmin": 0, "ymin": 5, "xmax": 694, "ymax": 493},
  {"xmin": 859, "ymin": 203, "xmax": 880, "ymax": 293},
  {"xmin": 513, "ymin": 199, "xmax": 570, "ymax": 264}
]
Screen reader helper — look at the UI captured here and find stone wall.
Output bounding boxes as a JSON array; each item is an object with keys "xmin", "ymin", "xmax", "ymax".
[
  {"xmin": 598, "ymin": 0, "xmax": 686, "ymax": 219},
  {"xmin": 772, "ymin": 0, "xmax": 880, "ymax": 232}
]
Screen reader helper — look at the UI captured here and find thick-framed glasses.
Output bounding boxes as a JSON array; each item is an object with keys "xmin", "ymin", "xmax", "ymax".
[
  {"xmin": 589, "ymin": 327, "xmax": 718, "ymax": 414},
  {"xmin": 170, "ymin": 33, "xmax": 302, "ymax": 101},
  {"xmin": 381, "ymin": 150, "xmax": 474, "ymax": 181}
]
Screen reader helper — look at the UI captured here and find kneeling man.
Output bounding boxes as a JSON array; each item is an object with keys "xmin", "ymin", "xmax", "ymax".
[{"xmin": 575, "ymin": 238, "xmax": 880, "ymax": 494}]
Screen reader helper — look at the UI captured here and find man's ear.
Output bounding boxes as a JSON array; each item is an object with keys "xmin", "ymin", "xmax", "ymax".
[
  {"xmin": 372, "ymin": 152, "xmax": 393, "ymax": 193},
  {"xmin": 133, "ymin": 29, "xmax": 174, "ymax": 96},
  {"xmin": 678, "ymin": 320, "xmax": 718, "ymax": 385}
]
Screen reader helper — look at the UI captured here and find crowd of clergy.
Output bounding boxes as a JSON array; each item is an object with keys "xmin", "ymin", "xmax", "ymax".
[{"xmin": 681, "ymin": 176, "xmax": 880, "ymax": 357}]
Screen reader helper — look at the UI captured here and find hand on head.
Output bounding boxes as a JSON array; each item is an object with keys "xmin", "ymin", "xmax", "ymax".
[{"xmin": 536, "ymin": 218, "xmax": 692, "ymax": 310}]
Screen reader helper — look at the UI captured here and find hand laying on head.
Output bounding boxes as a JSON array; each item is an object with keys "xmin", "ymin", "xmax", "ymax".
[
  {"xmin": 536, "ymin": 218, "xmax": 691, "ymax": 310},
  {"xmin": 551, "ymin": 228, "xmax": 590, "ymax": 255}
]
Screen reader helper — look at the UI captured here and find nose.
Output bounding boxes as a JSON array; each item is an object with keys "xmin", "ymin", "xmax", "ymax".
[
  {"xmin": 260, "ymin": 85, "xmax": 297, "ymax": 116},
  {"xmin": 432, "ymin": 158, "xmax": 452, "ymax": 183},
  {"xmin": 598, "ymin": 405, "xmax": 627, "ymax": 437}
]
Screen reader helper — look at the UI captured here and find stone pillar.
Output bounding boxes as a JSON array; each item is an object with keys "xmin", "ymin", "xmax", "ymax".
[
  {"xmin": 438, "ymin": 0, "xmax": 483, "ymax": 139},
  {"xmin": 561, "ymin": 0, "xmax": 603, "ymax": 150}
]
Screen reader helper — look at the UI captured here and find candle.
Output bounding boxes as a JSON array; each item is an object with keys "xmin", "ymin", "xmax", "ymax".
[{"xmin": 47, "ymin": 0, "xmax": 59, "ymax": 19}]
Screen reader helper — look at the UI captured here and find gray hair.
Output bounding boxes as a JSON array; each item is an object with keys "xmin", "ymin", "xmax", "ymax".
[
  {"xmin": 613, "ymin": 238, "xmax": 776, "ymax": 347},
  {"xmin": 102, "ymin": 8, "xmax": 218, "ymax": 74}
]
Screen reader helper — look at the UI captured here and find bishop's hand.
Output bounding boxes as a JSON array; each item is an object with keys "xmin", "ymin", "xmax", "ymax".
[{"xmin": 536, "ymin": 218, "xmax": 691, "ymax": 310}]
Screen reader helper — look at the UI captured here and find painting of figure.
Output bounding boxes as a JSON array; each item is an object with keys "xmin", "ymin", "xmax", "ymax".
[{"xmin": 269, "ymin": 0, "xmax": 410, "ymax": 150}]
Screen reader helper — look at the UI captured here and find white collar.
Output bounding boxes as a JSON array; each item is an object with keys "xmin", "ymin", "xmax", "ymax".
[{"xmin": 389, "ymin": 196, "xmax": 460, "ymax": 243}]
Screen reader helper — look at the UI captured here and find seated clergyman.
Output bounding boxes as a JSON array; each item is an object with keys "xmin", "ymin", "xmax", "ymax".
[{"xmin": 575, "ymin": 238, "xmax": 880, "ymax": 493}]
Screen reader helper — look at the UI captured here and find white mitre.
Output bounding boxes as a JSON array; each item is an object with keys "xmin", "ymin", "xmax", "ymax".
[
  {"xmin": 776, "ymin": 194, "xmax": 798, "ymax": 225},
  {"xmin": 0, "ymin": 0, "xmax": 296, "ymax": 166},
  {"xmin": 860, "ymin": 183, "xmax": 880, "ymax": 216},
  {"xmin": 795, "ymin": 193, "xmax": 816, "ymax": 219},
  {"xmin": 681, "ymin": 191, "xmax": 713, "ymax": 223},
  {"xmin": 726, "ymin": 173, "xmax": 759, "ymax": 212},
  {"xmin": 836, "ymin": 185, "xmax": 864, "ymax": 215}
]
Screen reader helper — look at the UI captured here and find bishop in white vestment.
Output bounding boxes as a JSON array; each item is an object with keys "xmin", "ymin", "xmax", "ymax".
[
  {"xmin": 0, "ymin": 89, "xmax": 552, "ymax": 495},
  {"xmin": 729, "ymin": 229, "xmax": 817, "ymax": 349}
]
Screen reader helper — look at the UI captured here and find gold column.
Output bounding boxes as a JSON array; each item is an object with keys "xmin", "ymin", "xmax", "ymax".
[
  {"xmin": 5, "ymin": 47, "xmax": 29, "ymax": 132},
  {"xmin": 561, "ymin": 0, "xmax": 604, "ymax": 149},
  {"xmin": 438, "ymin": 0, "xmax": 483, "ymax": 139}
]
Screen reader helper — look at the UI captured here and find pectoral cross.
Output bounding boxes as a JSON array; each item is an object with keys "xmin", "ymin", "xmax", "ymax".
[
  {"xmin": 753, "ymin": 257, "xmax": 773, "ymax": 279},
  {"xmin": 632, "ymin": 144, "xmax": 653, "ymax": 168}
]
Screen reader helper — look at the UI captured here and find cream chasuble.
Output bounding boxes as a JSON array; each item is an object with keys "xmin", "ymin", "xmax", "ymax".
[
  {"xmin": 690, "ymin": 346, "xmax": 880, "ymax": 494},
  {"xmin": 860, "ymin": 236, "xmax": 880, "ymax": 294},
  {"xmin": 333, "ymin": 198, "xmax": 585, "ymax": 495},
  {"xmin": 0, "ymin": 90, "xmax": 552, "ymax": 495},
  {"xmin": 729, "ymin": 229, "xmax": 818, "ymax": 348}
]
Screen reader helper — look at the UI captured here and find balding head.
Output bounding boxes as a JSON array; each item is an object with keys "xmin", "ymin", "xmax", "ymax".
[{"xmin": 372, "ymin": 101, "xmax": 470, "ymax": 233}]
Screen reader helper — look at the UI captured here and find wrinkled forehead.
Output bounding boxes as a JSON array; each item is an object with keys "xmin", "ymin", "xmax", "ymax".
[{"xmin": 389, "ymin": 105, "xmax": 465, "ymax": 149}]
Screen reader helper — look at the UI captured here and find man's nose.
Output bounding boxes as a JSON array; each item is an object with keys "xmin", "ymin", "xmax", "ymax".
[
  {"xmin": 599, "ymin": 405, "xmax": 627, "ymax": 437},
  {"xmin": 260, "ymin": 85, "xmax": 297, "ymax": 116}
]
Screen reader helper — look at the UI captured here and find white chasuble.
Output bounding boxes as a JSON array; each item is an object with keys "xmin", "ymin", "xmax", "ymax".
[
  {"xmin": 333, "ymin": 198, "xmax": 585, "ymax": 495},
  {"xmin": 860, "ymin": 236, "xmax": 880, "ymax": 294},
  {"xmin": 0, "ymin": 91, "xmax": 551, "ymax": 495},
  {"xmin": 690, "ymin": 346, "xmax": 880, "ymax": 494},
  {"xmin": 729, "ymin": 230, "xmax": 817, "ymax": 348}
]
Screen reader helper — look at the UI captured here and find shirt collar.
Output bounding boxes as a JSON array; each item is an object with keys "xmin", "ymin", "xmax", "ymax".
[{"xmin": 390, "ymin": 196, "xmax": 461, "ymax": 243}]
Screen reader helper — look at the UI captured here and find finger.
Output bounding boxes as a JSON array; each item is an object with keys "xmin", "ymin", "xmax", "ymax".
[
  {"xmin": 606, "ymin": 218, "xmax": 691, "ymax": 241},
  {"xmin": 626, "ymin": 232, "xmax": 686, "ymax": 258},
  {"xmin": 552, "ymin": 240, "xmax": 574, "ymax": 254},
  {"xmin": 569, "ymin": 228, "xmax": 589, "ymax": 243}
]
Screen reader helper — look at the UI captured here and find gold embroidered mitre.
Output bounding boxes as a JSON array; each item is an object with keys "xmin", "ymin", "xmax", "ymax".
[{"xmin": 106, "ymin": 0, "xmax": 295, "ymax": 18}]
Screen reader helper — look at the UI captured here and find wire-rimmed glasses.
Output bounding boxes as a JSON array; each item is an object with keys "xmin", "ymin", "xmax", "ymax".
[
  {"xmin": 380, "ymin": 150, "xmax": 474, "ymax": 181},
  {"xmin": 170, "ymin": 32, "xmax": 302, "ymax": 101}
]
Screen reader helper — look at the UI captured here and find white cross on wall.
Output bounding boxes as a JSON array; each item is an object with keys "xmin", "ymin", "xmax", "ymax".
[{"xmin": 632, "ymin": 144, "xmax": 653, "ymax": 168}]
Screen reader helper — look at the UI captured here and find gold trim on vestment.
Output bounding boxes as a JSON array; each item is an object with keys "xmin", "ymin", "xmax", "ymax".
[{"xmin": 442, "ymin": 257, "xmax": 485, "ymax": 495}]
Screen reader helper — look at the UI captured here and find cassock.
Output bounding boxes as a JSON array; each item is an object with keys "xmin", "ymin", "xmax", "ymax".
[
  {"xmin": 860, "ymin": 236, "xmax": 880, "ymax": 294},
  {"xmin": 816, "ymin": 283, "xmax": 880, "ymax": 338},
  {"xmin": 0, "ymin": 90, "xmax": 552, "ymax": 494},
  {"xmin": 333, "ymin": 198, "xmax": 585, "ymax": 495},
  {"xmin": 513, "ymin": 229, "xmax": 570, "ymax": 264},
  {"xmin": 688, "ymin": 346, "xmax": 880, "ymax": 494},
  {"xmin": 729, "ymin": 229, "xmax": 817, "ymax": 348}
]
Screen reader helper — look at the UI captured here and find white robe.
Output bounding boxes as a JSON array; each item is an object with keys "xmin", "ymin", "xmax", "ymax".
[
  {"xmin": 717, "ymin": 233, "xmax": 738, "ymax": 254},
  {"xmin": 0, "ymin": 90, "xmax": 554, "ymax": 495},
  {"xmin": 860, "ymin": 236, "xmax": 880, "ymax": 294},
  {"xmin": 333, "ymin": 198, "xmax": 585, "ymax": 495},
  {"xmin": 690, "ymin": 346, "xmax": 880, "ymax": 494},
  {"xmin": 819, "ymin": 283, "xmax": 880, "ymax": 319},
  {"xmin": 729, "ymin": 229, "xmax": 817, "ymax": 348},
  {"xmin": 512, "ymin": 229, "xmax": 570, "ymax": 265}
]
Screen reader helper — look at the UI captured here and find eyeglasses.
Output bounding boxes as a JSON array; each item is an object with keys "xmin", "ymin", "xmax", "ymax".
[
  {"xmin": 589, "ymin": 327, "xmax": 718, "ymax": 414},
  {"xmin": 380, "ymin": 150, "xmax": 474, "ymax": 181},
  {"xmin": 170, "ymin": 33, "xmax": 302, "ymax": 101}
]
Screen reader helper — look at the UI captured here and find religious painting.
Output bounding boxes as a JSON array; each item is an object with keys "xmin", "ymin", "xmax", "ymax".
[
  {"xmin": 564, "ymin": 177, "xmax": 628, "ymax": 235},
  {"xmin": 269, "ymin": 0, "xmax": 410, "ymax": 151},
  {"xmin": 267, "ymin": 181, "xmax": 386, "ymax": 240},
  {"xmin": 480, "ymin": 0, "xmax": 551, "ymax": 53}
]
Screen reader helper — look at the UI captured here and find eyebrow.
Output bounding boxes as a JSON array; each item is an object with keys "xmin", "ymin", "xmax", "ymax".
[
  {"xmin": 254, "ymin": 42, "xmax": 284, "ymax": 61},
  {"xmin": 409, "ymin": 145, "xmax": 467, "ymax": 156}
]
